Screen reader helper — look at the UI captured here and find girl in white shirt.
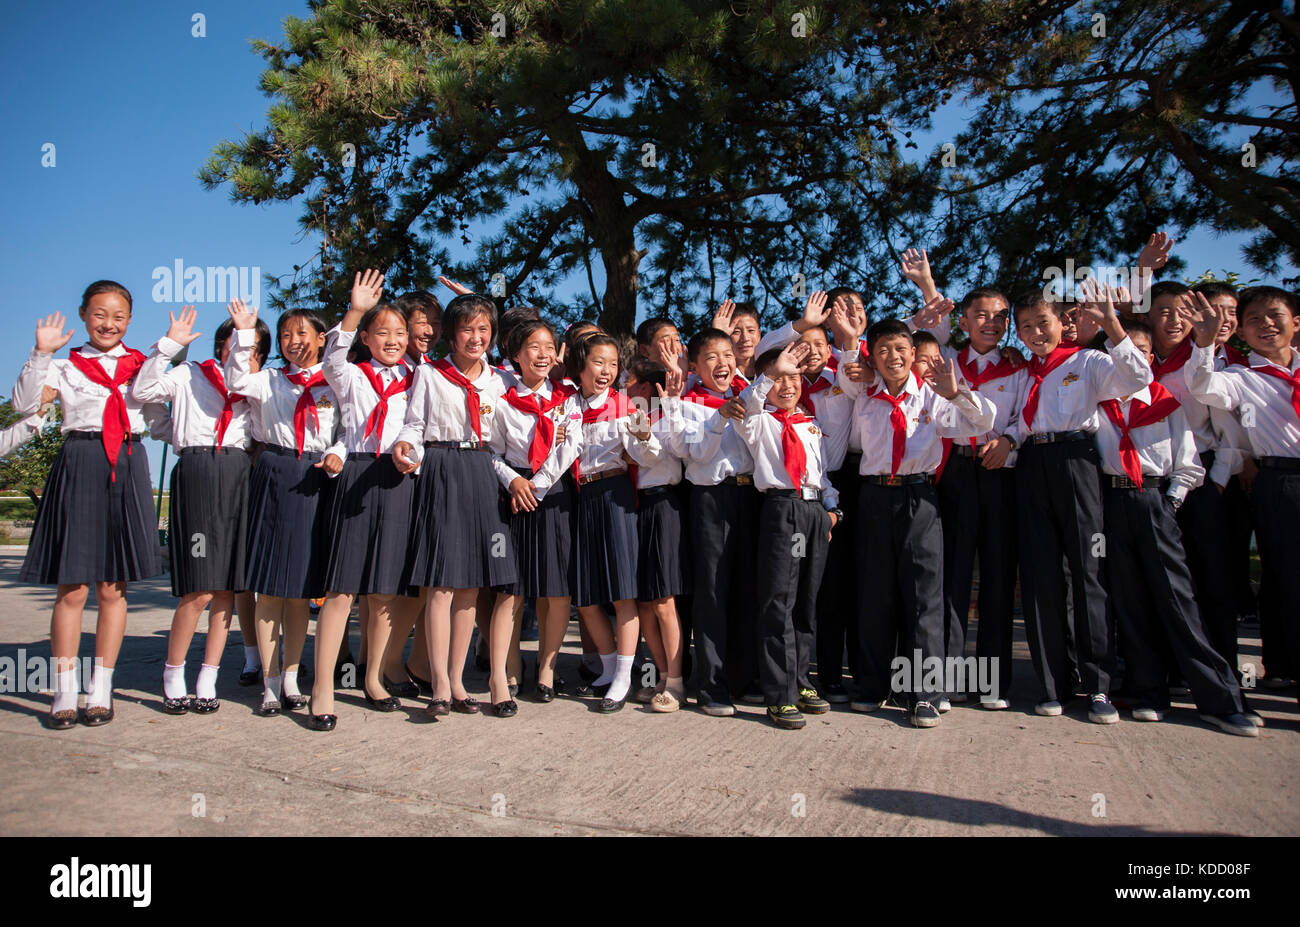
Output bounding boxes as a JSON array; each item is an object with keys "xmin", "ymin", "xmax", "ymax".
[
  {"xmin": 133, "ymin": 309, "xmax": 271, "ymax": 716},
  {"xmin": 16, "ymin": 283, "xmax": 167, "ymax": 729},
  {"xmin": 225, "ymin": 301, "xmax": 343, "ymax": 718}
]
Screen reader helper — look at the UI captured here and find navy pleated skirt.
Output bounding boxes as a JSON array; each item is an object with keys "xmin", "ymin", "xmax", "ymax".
[
  {"xmin": 168, "ymin": 447, "xmax": 250, "ymax": 596},
  {"xmin": 505, "ymin": 466, "xmax": 574, "ymax": 598},
  {"xmin": 244, "ymin": 445, "xmax": 333, "ymax": 599},
  {"xmin": 323, "ymin": 453, "xmax": 418, "ymax": 596},
  {"xmin": 572, "ymin": 471, "xmax": 639, "ymax": 607},
  {"xmin": 20, "ymin": 432, "xmax": 163, "ymax": 585},
  {"xmin": 637, "ymin": 484, "xmax": 691, "ymax": 600},
  {"xmin": 406, "ymin": 445, "xmax": 517, "ymax": 590}
]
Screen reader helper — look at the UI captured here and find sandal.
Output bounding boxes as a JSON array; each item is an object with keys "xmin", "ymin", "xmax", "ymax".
[
  {"xmin": 81, "ymin": 705, "xmax": 115, "ymax": 727},
  {"xmin": 651, "ymin": 690, "xmax": 682, "ymax": 713},
  {"xmin": 192, "ymin": 697, "xmax": 220, "ymax": 714},
  {"xmin": 451, "ymin": 696, "xmax": 480, "ymax": 715},
  {"xmin": 46, "ymin": 709, "xmax": 78, "ymax": 730}
]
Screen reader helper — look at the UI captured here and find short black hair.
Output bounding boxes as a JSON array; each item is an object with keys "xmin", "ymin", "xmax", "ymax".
[
  {"xmin": 824, "ymin": 286, "xmax": 861, "ymax": 309},
  {"xmin": 1192, "ymin": 281, "xmax": 1238, "ymax": 303},
  {"xmin": 635, "ymin": 316, "xmax": 677, "ymax": 347},
  {"xmin": 866, "ymin": 318, "xmax": 913, "ymax": 351},
  {"xmin": 499, "ymin": 305, "xmax": 542, "ymax": 357},
  {"xmin": 959, "ymin": 287, "xmax": 1009, "ymax": 316},
  {"xmin": 1012, "ymin": 291, "xmax": 1065, "ymax": 325},
  {"xmin": 392, "ymin": 291, "xmax": 442, "ymax": 324},
  {"xmin": 911, "ymin": 330, "xmax": 940, "ymax": 349},
  {"xmin": 1149, "ymin": 280, "xmax": 1191, "ymax": 303},
  {"xmin": 565, "ymin": 331, "xmax": 620, "ymax": 383},
  {"xmin": 1120, "ymin": 316, "xmax": 1154, "ymax": 341},
  {"xmin": 442, "ymin": 294, "xmax": 498, "ymax": 351},
  {"xmin": 1238, "ymin": 286, "xmax": 1298, "ymax": 319},
  {"xmin": 80, "ymin": 280, "xmax": 132, "ymax": 313},
  {"xmin": 754, "ymin": 346, "xmax": 788, "ymax": 377},
  {"xmin": 627, "ymin": 357, "xmax": 667, "ymax": 389},
  {"xmin": 730, "ymin": 302, "xmax": 760, "ymax": 323},
  {"xmin": 687, "ymin": 327, "xmax": 733, "ymax": 361},
  {"xmin": 275, "ymin": 309, "xmax": 327, "ymax": 363},
  {"xmin": 214, "ymin": 317, "xmax": 271, "ymax": 366},
  {"xmin": 505, "ymin": 318, "xmax": 557, "ymax": 366}
]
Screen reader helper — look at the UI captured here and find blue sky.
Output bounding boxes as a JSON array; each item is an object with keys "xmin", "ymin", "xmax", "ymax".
[{"xmin": 2, "ymin": 1, "xmax": 1294, "ymax": 483}]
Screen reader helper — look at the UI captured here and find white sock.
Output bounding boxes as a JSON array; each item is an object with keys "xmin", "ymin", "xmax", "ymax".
[
  {"xmin": 52, "ymin": 668, "xmax": 78, "ymax": 714},
  {"xmin": 606, "ymin": 655, "xmax": 634, "ymax": 703},
  {"xmin": 162, "ymin": 662, "xmax": 187, "ymax": 700},
  {"xmin": 196, "ymin": 663, "xmax": 219, "ymax": 700},
  {"xmin": 87, "ymin": 665, "xmax": 114, "ymax": 710},
  {"xmin": 242, "ymin": 646, "xmax": 259, "ymax": 673},
  {"xmin": 592, "ymin": 651, "xmax": 617, "ymax": 687},
  {"xmin": 263, "ymin": 674, "xmax": 282, "ymax": 705},
  {"xmin": 282, "ymin": 668, "xmax": 300, "ymax": 698},
  {"xmin": 582, "ymin": 651, "xmax": 602, "ymax": 673}
]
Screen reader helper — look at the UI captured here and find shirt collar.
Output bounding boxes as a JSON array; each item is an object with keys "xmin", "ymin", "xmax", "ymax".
[
  {"xmin": 79, "ymin": 342, "xmax": 127, "ymax": 359},
  {"xmin": 1249, "ymin": 349, "xmax": 1300, "ymax": 373}
]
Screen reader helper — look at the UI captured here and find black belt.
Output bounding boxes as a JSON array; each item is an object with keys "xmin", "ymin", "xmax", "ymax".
[
  {"xmin": 346, "ymin": 451, "xmax": 393, "ymax": 461},
  {"xmin": 425, "ymin": 439, "xmax": 488, "ymax": 451},
  {"xmin": 950, "ymin": 443, "xmax": 979, "ymax": 458},
  {"xmin": 66, "ymin": 430, "xmax": 144, "ymax": 442},
  {"xmin": 1257, "ymin": 456, "xmax": 1300, "ymax": 473},
  {"xmin": 578, "ymin": 467, "xmax": 626, "ymax": 485},
  {"xmin": 180, "ymin": 446, "xmax": 248, "ymax": 456},
  {"xmin": 638, "ymin": 485, "xmax": 674, "ymax": 497},
  {"xmin": 1105, "ymin": 475, "xmax": 1171, "ymax": 491},
  {"xmin": 862, "ymin": 473, "xmax": 934, "ymax": 486},
  {"xmin": 767, "ymin": 487, "xmax": 823, "ymax": 501},
  {"xmin": 1025, "ymin": 430, "xmax": 1088, "ymax": 445},
  {"xmin": 722, "ymin": 474, "xmax": 754, "ymax": 486}
]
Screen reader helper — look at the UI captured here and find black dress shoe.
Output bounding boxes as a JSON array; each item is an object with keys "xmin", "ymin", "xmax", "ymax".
[
  {"xmin": 192, "ymin": 697, "xmax": 220, "ymax": 714},
  {"xmin": 493, "ymin": 700, "xmax": 518, "ymax": 718},
  {"xmin": 81, "ymin": 705, "xmax": 115, "ymax": 726},
  {"xmin": 238, "ymin": 669, "xmax": 260, "ymax": 687},
  {"xmin": 534, "ymin": 684, "xmax": 555, "ymax": 703},
  {"xmin": 383, "ymin": 676, "xmax": 420, "ymax": 699},
  {"xmin": 308, "ymin": 702, "xmax": 337, "ymax": 732},
  {"xmin": 46, "ymin": 709, "xmax": 78, "ymax": 730},
  {"xmin": 451, "ymin": 696, "xmax": 480, "ymax": 715},
  {"xmin": 404, "ymin": 663, "xmax": 434, "ymax": 695},
  {"xmin": 162, "ymin": 695, "xmax": 192, "ymax": 715},
  {"xmin": 280, "ymin": 692, "xmax": 308, "ymax": 711},
  {"xmin": 258, "ymin": 698, "xmax": 281, "ymax": 717},
  {"xmin": 598, "ymin": 697, "xmax": 625, "ymax": 714},
  {"xmin": 364, "ymin": 690, "xmax": 401, "ymax": 712}
]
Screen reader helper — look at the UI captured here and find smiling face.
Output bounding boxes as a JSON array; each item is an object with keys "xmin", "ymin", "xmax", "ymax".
[
  {"xmin": 513, "ymin": 326, "xmax": 557, "ymax": 388},
  {"xmin": 730, "ymin": 315, "xmax": 760, "ymax": 368},
  {"xmin": 1148, "ymin": 294, "xmax": 1189, "ymax": 357},
  {"xmin": 1016, "ymin": 304, "xmax": 1064, "ymax": 358},
  {"xmin": 958, "ymin": 296, "xmax": 1009, "ymax": 354},
  {"xmin": 692, "ymin": 336, "xmax": 736, "ymax": 392},
  {"xmin": 912, "ymin": 343, "xmax": 942, "ymax": 385},
  {"xmin": 406, "ymin": 309, "xmax": 434, "ymax": 359},
  {"xmin": 450, "ymin": 310, "xmax": 493, "ymax": 366},
  {"xmin": 1209, "ymin": 294, "xmax": 1239, "ymax": 346},
  {"xmin": 799, "ymin": 328, "xmax": 830, "ymax": 378},
  {"xmin": 870, "ymin": 333, "xmax": 916, "ymax": 392},
  {"xmin": 1239, "ymin": 298, "xmax": 1296, "ymax": 359},
  {"xmin": 580, "ymin": 344, "xmax": 620, "ymax": 397},
  {"xmin": 280, "ymin": 317, "xmax": 326, "ymax": 368},
  {"xmin": 768, "ymin": 371, "xmax": 802, "ymax": 411},
  {"xmin": 79, "ymin": 292, "xmax": 131, "ymax": 352},
  {"xmin": 644, "ymin": 323, "xmax": 682, "ymax": 361},
  {"xmin": 360, "ymin": 309, "xmax": 409, "ymax": 367}
]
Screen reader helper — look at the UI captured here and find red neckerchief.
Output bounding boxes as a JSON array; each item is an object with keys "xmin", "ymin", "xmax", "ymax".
[
  {"xmin": 869, "ymin": 377, "xmax": 914, "ymax": 479},
  {"xmin": 682, "ymin": 376, "xmax": 747, "ymax": 409},
  {"xmin": 284, "ymin": 368, "xmax": 327, "ymax": 457},
  {"xmin": 769, "ymin": 407, "xmax": 810, "ymax": 489},
  {"xmin": 1022, "ymin": 343, "xmax": 1082, "ymax": 430},
  {"xmin": 503, "ymin": 381, "xmax": 576, "ymax": 472},
  {"xmin": 574, "ymin": 390, "xmax": 636, "ymax": 486},
  {"xmin": 356, "ymin": 361, "xmax": 414, "ymax": 456},
  {"xmin": 799, "ymin": 369, "xmax": 834, "ymax": 418},
  {"xmin": 197, "ymin": 359, "xmax": 245, "ymax": 447},
  {"xmin": 67, "ymin": 345, "xmax": 147, "ymax": 480},
  {"xmin": 1251, "ymin": 358, "xmax": 1300, "ymax": 424},
  {"xmin": 1222, "ymin": 345, "xmax": 1248, "ymax": 367},
  {"xmin": 1098, "ymin": 382, "xmax": 1182, "ymax": 488},
  {"xmin": 431, "ymin": 357, "xmax": 484, "ymax": 441},
  {"xmin": 1151, "ymin": 337, "xmax": 1193, "ymax": 381},
  {"xmin": 956, "ymin": 347, "xmax": 1017, "ymax": 450}
]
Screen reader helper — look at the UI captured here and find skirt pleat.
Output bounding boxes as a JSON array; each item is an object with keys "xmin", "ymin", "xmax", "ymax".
[
  {"xmin": 244, "ymin": 445, "xmax": 333, "ymax": 599},
  {"xmin": 406, "ymin": 447, "xmax": 517, "ymax": 590},
  {"xmin": 572, "ymin": 472, "xmax": 639, "ymax": 607},
  {"xmin": 20, "ymin": 433, "xmax": 163, "ymax": 585},
  {"xmin": 507, "ymin": 469, "xmax": 574, "ymax": 598},
  {"xmin": 323, "ymin": 454, "xmax": 418, "ymax": 596},
  {"xmin": 637, "ymin": 486, "xmax": 691, "ymax": 600},
  {"xmin": 168, "ymin": 447, "xmax": 250, "ymax": 596}
]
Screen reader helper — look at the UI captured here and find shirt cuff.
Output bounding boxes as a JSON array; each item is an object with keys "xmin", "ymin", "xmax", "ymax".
[
  {"xmin": 235, "ymin": 328, "xmax": 257, "ymax": 347},
  {"xmin": 157, "ymin": 336, "xmax": 184, "ymax": 358}
]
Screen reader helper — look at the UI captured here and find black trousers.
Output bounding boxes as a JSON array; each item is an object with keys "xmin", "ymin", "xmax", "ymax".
[
  {"xmin": 815, "ymin": 453, "xmax": 861, "ymax": 688},
  {"xmin": 1176, "ymin": 454, "xmax": 1239, "ymax": 672},
  {"xmin": 1251, "ymin": 467, "xmax": 1300, "ymax": 691},
  {"xmin": 1016, "ymin": 439, "xmax": 1112, "ymax": 701},
  {"xmin": 756, "ymin": 494, "xmax": 830, "ymax": 706},
  {"xmin": 855, "ymin": 479, "xmax": 947, "ymax": 705},
  {"xmin": 689, "ymin": 481, "xmax": 760, "ymax": 704},
  {"xmin": 937, "ymin": 453, "xmax": 1017, "ymax": 700},
  {"xmin": 1221, "ymin": 474, "xmax": 1257, "ymax": 618},
  {"xmin": 1105, "ymin": 485, "xmax": 1242, "ymax": 715}
]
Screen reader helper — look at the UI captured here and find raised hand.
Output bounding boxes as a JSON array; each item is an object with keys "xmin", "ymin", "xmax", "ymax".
[
  {"xmin": 930, "ymin": 355, "xmax": 960, "ymax": 400},
  {"xmin": 1077, "ymin": 278, "xmax": 1125, "ymax": 343},
  {"xmin": 828, "ymin": 299, "xmax": 857, "ymax": 350},
  {"xmin": 843, "ymin": 360, "xmax": 875, "ymax": 384},
  {"xmin": 1137, "ymin": 232, "xmax": 1174, "ymax": 271},
  {"xmin": 438, "ymin": 275, "xmax": 473, "ymax": 297},
  {"xmin": 912, "ymin": 294, "xmax": 954, "ymax": 330},
  {"xmin": 771, "ymin": 341, "xmax": 811, "ymax": 378},
  {"xmin": 626, "ymin": 404, "xmax": 652, "ymax": 442},
  {"xmin": 166, "ymin": 305, "xmax": 203, "ymax": 347},
  {"xmin": 227, "ymin": 299, "xmax": 257, "ymax": 331},
  {"xmin": 1176, "ymin": 291, "xmax": 1225, "ymax": 348},
  {"xmin": 655, "ymin": 341, "xmax": 686, "ymax": 396},
  {"xmin": 718, "ymin": 397, "xmax": 746, "ymax": 421},
  {"xmin": 898, "ymin": 247, "xmax": 933, "ymax": 287},
  {"xmin": 350, "ymin": 268, "xmax": 385, "ymax": 314},
  {"xmin": 35, "ymin": 312, "xmax": 74, "ymax": 354},
  {"xmin": 797, "ymin": 290, "xmax": 829, "ymax": 331},
  {"xmin": 712, "ymin": 299, "xmax": 736, "ymax": 335}
]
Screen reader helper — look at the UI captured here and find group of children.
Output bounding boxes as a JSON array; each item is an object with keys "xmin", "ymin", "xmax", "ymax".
[{"xmin": 7, "ymin": 234, "xmax": 1297, "ymax": 736}]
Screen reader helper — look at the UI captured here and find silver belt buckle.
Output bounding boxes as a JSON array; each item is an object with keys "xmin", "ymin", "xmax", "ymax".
[{"xmin": 800, "ymin": 487, "xmax": 820, "ymax": 501}]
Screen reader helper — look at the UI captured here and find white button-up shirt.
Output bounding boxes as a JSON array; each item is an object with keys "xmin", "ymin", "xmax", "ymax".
[
  {"xmin": 1013, "ymin": 338, "xmax": 1153, "ymax": 442},
  {"xmin": 396, "ymin": 357, "xmax": 509, "ymax": 452},
  {"xmin": 940, "ymin": 344, "xmax": 1028, "ymax": 466},
  {"xmin": 488, "ymin": 378, "xmax": 583, "ymax": 498},
  {"xmin": 1093, "ymin": 387, "xmax": 1204, "ymax": 503},
  {"xmin": 732, "ymin": 374, "xmax": 839, "ymax": 508},
  {"xmin": 1184, "ymin": 344, "xmax": 1300, "ymax": 459},
  {"xmin": 321, "ymin": 327, "xmax": 414, "ymax": 455},
  {"xmin": 224, "ymin": 328, "xmax": 342, "ymax": 455},
  {"xmin": 16, "ymin": 343, "xmax": 168, "ymax": 436},
  {"xmin": 131, "ymin": 336, "xmax": 253, "ymax": 450}
]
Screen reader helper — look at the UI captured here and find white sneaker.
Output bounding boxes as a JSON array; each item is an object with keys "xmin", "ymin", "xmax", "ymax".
[
  {"xmin": 1035, "ymin": 700, "xmax": 1063, "ymax": 716},
  {"xmin": 1088, "ymin": 694, "xmax": 1119, "ymax": 724},
  {"xmin": 1131, "ymin": 706, "xmax": 1164, "ymax": 722},
  {"xmin": 937, "ymin": 697, "xmax": 951, "ymax": 713},
  {"xmin": 1244, "ymin": 710, "xmax": 1265, "ymax": 728},
  {"xmin": 1201, "ymin": 712, "xmax": 1260, "ymax": 737},
  {"xmin": 980, "ymin": 696, "xmax": 1009, "ymax": 710},
  {"xmin": 850, "ymin": 698, "xmax": 885, "ymax": 713}
]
